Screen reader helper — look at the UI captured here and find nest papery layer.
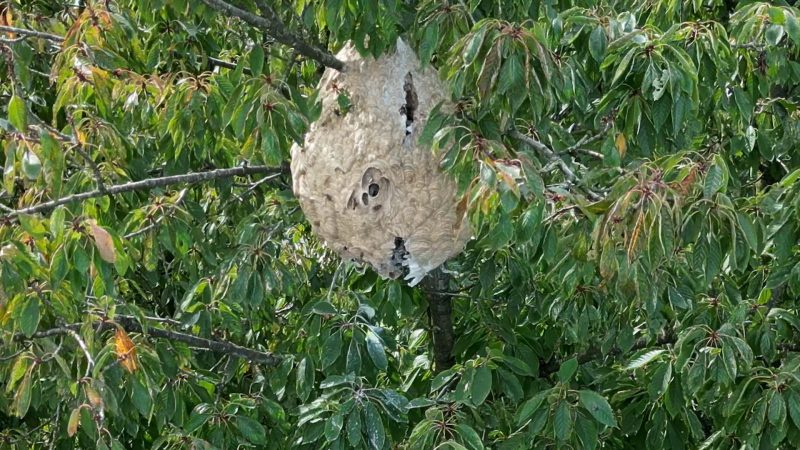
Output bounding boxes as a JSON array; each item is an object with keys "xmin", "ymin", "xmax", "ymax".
[{"xmin": 291, "ymin": 39, "xmax": 470, "ymax": 285}]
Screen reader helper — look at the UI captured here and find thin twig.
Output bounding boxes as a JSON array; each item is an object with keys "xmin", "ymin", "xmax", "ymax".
[
  {"xmin": 123, "ymin": 188, "xmax": 189, "ymax": 239},
  {"xmin": 62, "ymin": 328, "xmax": 95, "ymax": 378},
  {"xmin": 510, "ymin": 129, "xmax": 602, "ymax": 200},
  {"xmin": 0, "ymin": 166, "xmax": 285, "ymax": 217},
  {"xmin": 208, "ymin": 56, "xmax": 240, "ymax": 71},
  {"xmin": 0, "ymin": 35, "xmax": 28, "ymax": 44},
  {"xmin": 545, "ymin": 205, "xmax": 581, "ymax": 222},
  {"xmin": 575, "ymin": 148, "xmax": 605, "ymax": 159},
  {"xmin": 563, "ymin": 124, "xmax": 610, "ymax": 157},
  {"xmin": 48, "ymin": 403, "xmax": 61, "ymax": 450},
  {"xmin": 0, "ymin": 25, "xmax": 64, "ymax": 43},
  {"xmin": 72, "ymin": 144, "xmax": 107, "ymax": 192},
  {"xmin": 0, "ymin": 342, "xmax": 31, "ymax": 361},
  {"xmin": 200, "ymin": 0, "xmax": 344, "ymax": 71},
  {"xmin": 325, "ymin": 261, "xmax": 345, "ymax": 303},
  {"xmin": 13, "ymin": 315, "xmax": 283, "ymax": 366}
]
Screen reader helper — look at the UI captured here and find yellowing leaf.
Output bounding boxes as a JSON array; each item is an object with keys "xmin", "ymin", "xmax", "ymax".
[
  {"xmin": 627, "ymin": 211, "xmax": 643, "ymax": 261},
  {"xmin": 115, "ymin": 327, "xmax": 138, "ymax": 373},
  {"xmin": 0, "ymin": 6, "xmax": 14, "ymax": 34},
  {"xmin": 88, "ymin": 220, "xmax": 116, "ymax": 263},
  {"xmin": 67, "ymin": 407, "xmax": 80, "ymax": 437},
  {"xmin": 85, "ymin": 385, "xmax": 103, "ymax": 408},
  {"xmin": 615, "ymin": 133, "xmax": 627, "ymax": 158}
]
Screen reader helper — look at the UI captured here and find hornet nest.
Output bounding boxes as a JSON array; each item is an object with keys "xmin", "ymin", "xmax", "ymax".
[{"xmin": 291, "ymin": 38, "xmax": 470, "ymax": 286}]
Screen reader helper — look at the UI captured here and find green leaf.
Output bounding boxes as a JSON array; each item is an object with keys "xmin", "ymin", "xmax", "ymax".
[
  {"xmin": 311, "ymin": 301, "xmax": 338, "ymax": 315},
  {"xmin": 589, "ymin": 26, "xmax": 607, "ymax": 63},
  {"xmin": 321, "ymin": 330, "xmax": 343, "ymax": 370},
  {"xmin": 18, "ymin": 296, "xmax": 40, "ymax": 338},
  {"xmin": 769, "ymin": 392, "xmax": 786, "ymax": 426},
  {"xmin": 325, "ymin": 412, "xmax": 345, "ymax": 442},
  {"xmin": 419, "ymin": 21, "xmax": 439, "ymax": 65},
  {"xmin": 765, "ymin": 24, "xmax": 785, "ymax": 46},
  {"xmin": 733, "ymin": 87, "xmax": 753, "ymax": 123},
  {"xmin": 554, "ymin": 401, "xmax": 573, "ymax": 441},
  {"xmin": 786, "ymin": 13, "xmax": 800, "ymax": 46},
  {"xmin": 558, "ymin": 357, "xmax": 579, "ymax": 383},
  {"xmin": 477, "ymin": 43, "xmax": 500, "ymax": 98},
  {"xmin": 486, "ymin": 211, "xmax": 513, "ymax": 250},
  {"xmin": 131, "ymin": 377, "xmax": 152, "ymax": 418},
  {"xmin": 611, "ymin": 48, "xmax": 636, "ymax": 85},
  {"xmin": 365, "ymin": 330, "xmax": 388, "ymax": 371},
  {"xmin": 346, "ymin": 336, "xmax": 362, "ymax": 374},
  {"xmin": 8, "ymin": 356, "xmax": 29, "ymax": 392},
  {"xmin": 249, "ymin": 45, "xmax": 265, "ymax": 76},
  {"xmin": 575, "ymin": 414, "xmax": 598, "ymax": 450},
  {"xmin": 578, "ymin": 390, "xmax": 617, "ymax": 428},
  {"xmin": 236, "ymin": 415, "xmax": 267, "ymax": 444},
  {"xmin": 13, "ymin": 371, "xmax": 32, "ymax": 417},
  {"xmin": 4, "ymin": 140, "xmax": 16, "ymax": 193},
  {"xmin": 296, "ymin": 357, "xmax": 315, "ymax": 402},
  {"xmin": 186, "ymin": 410, "xmax": 211, "ymax": 432},
  {"xmin": 788, "ymin": 391, "xmax": 800, "ymax": 429},
  {"xmin": 470, "ymin": 366, "xmax": 492, "ymax": 406},
  {"xmin": 497, "ymin": 54, "xmax": 522, "ymax": 95},
  {"xmin": 626, "ymin": 349, "xmax": 665, "ymax": 370},
  {"xmin": 418, "ymin": 102, "xmax": 445, "ymax": 147},
  {"xmin": 517, "ymin": 390, "xmax": 549, "ymax": 425},
  {"xmin": 463, "ymin": 27, "xmax": 487, "ymax": 66},
  {"xmin": 363, "ymin": 402, "xmax": 385, "ymax": 450},
  {"xmin": 21, "ymin": 151, "xmax": 41, "ymax": 180},
  {"xmin": 347, "ymin": 408, "xmax": 362, "ymax": 447},
  {"xmin": 455, "ymin": 423, "xmax": 484, "ymax": 450},
  {"xmin": 260, "ymin": 127, "xmax": 282, "ymax": 166},
  {"xmin": 736, "ymin": 212, "xmax": 758, "ymax": 253},
  {"xmin": 320, "ymin": 374, "xmax": 353, "ymax": 389},
  {"xmin": 648, "ymin": 363, "xmax": 672, "ymax": 398},
  {"xmin": 8, "ymin": 95, "xmax": 27, "ymax": 130},
  {"xmin": 703, "ymin": 164, "xmax": 724, "ymax": 199}
]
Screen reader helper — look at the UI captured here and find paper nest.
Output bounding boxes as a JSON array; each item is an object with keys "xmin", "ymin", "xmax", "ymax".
[{"xmin": 291, "ymin": 39, "xmax": 470, "ymax": 286}]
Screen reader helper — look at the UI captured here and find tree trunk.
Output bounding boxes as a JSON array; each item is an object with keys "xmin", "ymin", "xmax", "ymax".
[{"xmin": 423, "ymin": 269, "xmax": 455, "ymax": 371}]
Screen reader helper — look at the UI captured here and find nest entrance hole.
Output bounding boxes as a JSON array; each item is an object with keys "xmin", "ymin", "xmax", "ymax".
[
  {"xmin": 389, "ymin": 236, "xmax": 410, "ymax": 278},
  {"xmin": 401, "ymin": 72, "xmax": 418, "ymax": 137}
]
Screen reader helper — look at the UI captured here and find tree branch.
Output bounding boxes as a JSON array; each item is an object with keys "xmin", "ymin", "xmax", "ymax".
[
  {"xmin": 0, "ymin": 25, "xmax": 64, "ymax": 43},
  {"xmin": 14, "ymin": 315, "xmax": 283, "ymax": 366},
  {"xmin": 423, "ymin": 269, "xmax": 456, "ymax": 371},
  {"xmin": 539, "ymin": 329, "xmax": 676, "ymax": 377},
  {"xmin": 199, "ymin": 0, "xmax": 344, "ymax": 71},
  {"xmin": 509, "ymin": 128, "xmax": 602, "ymax": 200},
  {"xmin": 564, "ymin": 122, "xmax": 611, "ymax": 159},
  {"xmin": 563, "ymin": 125, "xmax": 610, "ymax": 159},
  {"xmin": 0, "ymin": 165, "xmax": 285, "ymax": 217}
]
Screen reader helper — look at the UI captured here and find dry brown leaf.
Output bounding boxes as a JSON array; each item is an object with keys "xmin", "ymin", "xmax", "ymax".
[
  {"xmin": 114, "ymin": 327, "xmax": 138, "ymax": 373},
  {"xmin": 88, "ymin": 220, "xmax": 116, "ymax": 263}
]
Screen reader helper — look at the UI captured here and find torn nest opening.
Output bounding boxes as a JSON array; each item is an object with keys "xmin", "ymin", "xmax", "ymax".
[{"xmin": 290, "ymin": 38, "xmax": 471, "ymax": 286}]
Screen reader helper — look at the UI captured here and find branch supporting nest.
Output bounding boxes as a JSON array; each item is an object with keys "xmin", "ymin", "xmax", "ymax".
[
  {"xmin": 0, "ymin": 165, "xmax": 285, "ymax": 217},
  {"xmin": 200, "ymin": 0, "xmax": 344, "ymax": 71}
]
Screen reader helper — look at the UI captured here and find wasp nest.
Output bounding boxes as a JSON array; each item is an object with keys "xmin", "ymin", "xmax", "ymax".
[{"xmin": 291, "ymin": 39, "xmax": 470, "ymax": 286}]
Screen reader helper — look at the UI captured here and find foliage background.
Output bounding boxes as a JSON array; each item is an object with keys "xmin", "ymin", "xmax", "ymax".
[{"xmin": 1, "ymin": 0, "xmax": 800, "ymax": 448}]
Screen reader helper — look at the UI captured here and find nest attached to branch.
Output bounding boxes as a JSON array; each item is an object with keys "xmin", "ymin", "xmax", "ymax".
[{"xmin": 291, "ymin": 39, "xmax": 470, "ymax": 286}]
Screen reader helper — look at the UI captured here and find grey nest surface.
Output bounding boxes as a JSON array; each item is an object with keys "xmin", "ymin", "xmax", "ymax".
[{"xmin": 291, "ymin": 39, "xmax": 470, "ymax": 286}]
